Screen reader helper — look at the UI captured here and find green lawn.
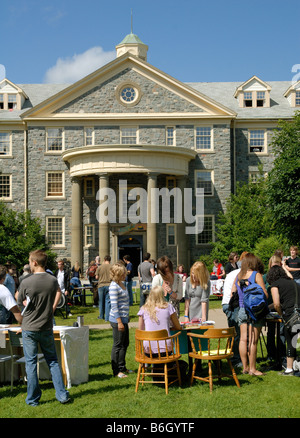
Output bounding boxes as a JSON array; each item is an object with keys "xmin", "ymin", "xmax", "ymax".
[{"xmin": 0, "ymin": 295, "xmax": 299, "ymax": 419}]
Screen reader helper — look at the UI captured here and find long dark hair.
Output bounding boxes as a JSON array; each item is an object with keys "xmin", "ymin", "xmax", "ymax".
[
  {"xmin": 266, "ymin": 265, "xmax": 291, "ymax": 285},
  {"xmin": 238, "ymin": 253, "xmax": 260, "ymax": 281}
]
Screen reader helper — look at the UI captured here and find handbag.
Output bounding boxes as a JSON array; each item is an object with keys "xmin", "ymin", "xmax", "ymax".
[
  {"xmin": 228, "ymin": 291, "xmax": 239, "ymax": 311},
  {"xmin": 284, "ymin": 282, "xmax": 300, "ymax": 333}
]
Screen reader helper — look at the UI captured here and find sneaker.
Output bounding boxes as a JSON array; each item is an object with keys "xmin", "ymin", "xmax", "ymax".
[
  {"xmin": 60, "ymin": 397, "xmax": 72, "ymax": 404},
  {"xmin": 279, "ymin": 370, "xmax": 294, "ymax": 376},
  {"xmin": 117, "ymin": 372, "xmax": 128, "ymax": 378},
  {"xmin": 67, "ymin": 313, "xmax": 73, "ymax": 317}
]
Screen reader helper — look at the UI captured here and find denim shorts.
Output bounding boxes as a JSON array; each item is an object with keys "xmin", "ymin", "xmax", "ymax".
[{"xmin": 238, "ymin": 307, "xmax": 264, "ymax": 328}]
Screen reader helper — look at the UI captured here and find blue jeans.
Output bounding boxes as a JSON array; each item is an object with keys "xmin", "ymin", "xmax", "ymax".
[
  {"xmin": 125, "ymin": 281, "xmax": 133, "ymax": 306},
  {"xmin": 22, "ymin": 330, "xmax": 69, "ymax": 406},
  {"xmin": 98, "ymin": 286, "xmax": 110, "ymax": 321}
]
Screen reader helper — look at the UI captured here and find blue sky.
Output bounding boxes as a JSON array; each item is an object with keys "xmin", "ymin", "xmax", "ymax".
[{"xmin": 1, "ymin": 0, "xmax": 300, "ymax": 85}]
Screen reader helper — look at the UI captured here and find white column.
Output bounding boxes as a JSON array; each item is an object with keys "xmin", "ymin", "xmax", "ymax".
[
  {"xmin": 71, "ymin": 177, "xmax": 82, "ymax": 268},
  {"xmin": 98, "ymin": 173, "xmax": 110, "ymax": 260},
  {"xmin": 176, "ymin": 176, "xmax": 188, "ymax": 269},
  {"xmin": 147, "ymin": 173, "xmax": 158, "ymax": 261}
]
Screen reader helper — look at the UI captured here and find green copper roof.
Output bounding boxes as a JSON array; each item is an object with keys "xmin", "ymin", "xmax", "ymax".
[{"xmin": 119, "ymin": 32, "xmax": 146, "ymax": 45}]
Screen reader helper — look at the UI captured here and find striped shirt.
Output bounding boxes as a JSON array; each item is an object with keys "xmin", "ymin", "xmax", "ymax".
[{"xmin": 109, "ymin": 281, "xmax": 130, "ymax": 324}]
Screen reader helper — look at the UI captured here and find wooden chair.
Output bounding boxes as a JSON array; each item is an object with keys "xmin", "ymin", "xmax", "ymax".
[
  {"xmin": 135, "ymin": 329, "xmax": 182, "ymax": 395},
  {"xmin": 187, "ymin": 327, "xmax": 240, "ymax": 393}
]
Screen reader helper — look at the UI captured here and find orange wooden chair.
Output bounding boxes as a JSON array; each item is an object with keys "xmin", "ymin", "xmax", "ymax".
[
  {"xmin": 187, "ymin": 327, "xmax": 240, "ymax": 393},
  {"xmin": 135, "ymin": 329, "xmax": 182, "ymax": 395}
]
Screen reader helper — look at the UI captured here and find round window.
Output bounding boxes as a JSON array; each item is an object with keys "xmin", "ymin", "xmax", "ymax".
[{"xmin": 121, "ymin": 86, "xmax": 136, "ymax": 103}]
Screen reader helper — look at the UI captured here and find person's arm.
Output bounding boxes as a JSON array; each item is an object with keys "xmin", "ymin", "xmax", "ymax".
[
  {"xmin": 53, "ymin": 288, "xmax": 62, "ymax": 312},
  {"xmin": 138, "ymin": 315, "xmax": 145, "ymax": 330},
  {"xmin": 10, "ymin": 305, "xmax": 23, "ymax": 324},
  {"xmin": 184, "ymin": 298, "xmax": 190, "ymax": 321},
  {"xmin": 150, "ymin": 267, "xmax": 155, "ymax": 277},
  {"xmin": 270, "ymin": 287, "xmax": 282, "ymax": 316},
  {"xmin": 201, "ymin": 302, "xmax": 208, "ymax": 322},
  {"xmin": 109, "ymin": 283, "xmax": 124, "ymax": 331},
  {"xmin": 170, "ymin": 312, "xmax": 182, "ymax": 331},
  {"xmin": 230, "ymin": 278, "xmax": 238, "ymax": 297},
  {"xmin": 283, "ymin": 259, "xmax": 300, "ymax": 272},
  {"xmin": 281, "ymin": 264, "xmax": 293, "ymax": 278}
]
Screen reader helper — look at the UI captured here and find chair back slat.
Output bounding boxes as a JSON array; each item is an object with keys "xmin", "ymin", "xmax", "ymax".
[{"xmin": 8, "ymin": 331, "xmax": 23, "ymax": 348}]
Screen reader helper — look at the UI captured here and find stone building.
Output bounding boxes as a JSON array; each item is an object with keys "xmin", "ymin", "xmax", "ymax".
[{"xmin": 0, "ymin": 32, "xmax": 299, "ymax": 273}]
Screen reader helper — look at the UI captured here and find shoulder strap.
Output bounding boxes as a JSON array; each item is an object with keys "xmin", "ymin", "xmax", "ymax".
[{"xmin": 248, "ymin": 271, "xmax": 257, "ymax": 285}]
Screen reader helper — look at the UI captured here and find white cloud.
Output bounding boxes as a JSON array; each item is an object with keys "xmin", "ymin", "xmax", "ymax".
[{"xmin": 44, "ymin": 46, "xmax": 116, "ymax": 83}]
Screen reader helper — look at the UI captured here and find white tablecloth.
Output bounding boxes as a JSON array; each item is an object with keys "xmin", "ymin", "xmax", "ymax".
[{"xmin": 0, "ymin": 326, "xmax": 89, "ymax": 388}]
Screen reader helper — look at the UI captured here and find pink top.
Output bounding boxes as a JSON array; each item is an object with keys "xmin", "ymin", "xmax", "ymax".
[{"xmin": 138, "ymin": 303, "xmax": 176, "ymax": 353}]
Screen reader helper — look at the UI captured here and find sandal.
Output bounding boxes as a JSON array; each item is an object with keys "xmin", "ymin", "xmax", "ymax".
[
  {"xmin": 117, "ymin": 372, "xmax": 128, "ymax": 378},
  {"xmin": 249, "ymin": 371, "xmax": 266, "ymax": 376}
]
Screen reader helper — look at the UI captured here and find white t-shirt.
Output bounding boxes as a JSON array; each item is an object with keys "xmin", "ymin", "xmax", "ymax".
[
  {"xmin": 222, "ymin": 269, "xmax": 240, "ymax": 305},
  {"xmin": 0, "ymin": 284, "xmax": 18, "ymax": 311}
]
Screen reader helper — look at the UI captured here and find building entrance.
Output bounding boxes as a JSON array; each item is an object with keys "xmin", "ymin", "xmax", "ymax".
[{"xmin": 118, "ymin": 235, "xmax": 143, "ymax": 277}]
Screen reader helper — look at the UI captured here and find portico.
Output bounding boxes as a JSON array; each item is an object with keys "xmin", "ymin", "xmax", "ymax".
[{"xmin": 63, "ymin": 144, "xmax": 196, "ymax": 267}]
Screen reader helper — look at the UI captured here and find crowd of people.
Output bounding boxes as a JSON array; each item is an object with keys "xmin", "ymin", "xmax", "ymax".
[{"xmin": 0, "ymin": 244, "xmax": 299, "ymax": 405}]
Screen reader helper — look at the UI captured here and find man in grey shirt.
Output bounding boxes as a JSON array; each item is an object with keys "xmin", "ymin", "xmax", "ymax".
[
  {"xmin": 17, "ymin": 249, "xmax": 70, "ymax": 406},
  {"xmin": 138, "ymin": 253, "xmax": 155, "ymax": 307}
]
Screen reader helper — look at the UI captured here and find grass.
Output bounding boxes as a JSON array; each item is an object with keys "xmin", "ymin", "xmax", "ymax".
[{"xmin": 0, "ymin": 294, "xmax": 299, "ymax": 419}]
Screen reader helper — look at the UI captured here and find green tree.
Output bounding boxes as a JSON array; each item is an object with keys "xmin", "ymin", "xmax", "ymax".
[
  {"xmin": 210, "ymin": 175, "xmax": 275, "ymax": 264},
  {"xmin": 0, "ymin": 202, "xmax": 57, "ymax": 270},
  {"xmin": 267, "ymin": 111, "xmax": 300, "ymax": 244}
]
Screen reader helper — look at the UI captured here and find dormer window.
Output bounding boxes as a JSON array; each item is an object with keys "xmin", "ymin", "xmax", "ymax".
[
  {"xmin": 0, "ymin": 79, "xmax": 28, "ymax": 110},
  {"xmin": 235, "ymin": 76, "xmax": 271, "ymax": 108}
]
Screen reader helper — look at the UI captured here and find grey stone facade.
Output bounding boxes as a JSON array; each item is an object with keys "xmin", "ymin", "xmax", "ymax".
[{"xmin": 0, "ymin": 40, "xmax": 296, "ymax": 272}]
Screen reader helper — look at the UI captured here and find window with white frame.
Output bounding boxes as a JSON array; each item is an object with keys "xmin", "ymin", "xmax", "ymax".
[
  {"xmin": 249, "ymin": 170, "xmax": 268, "ymax": 183},
  {"xmin": 195, "ymin": 170, "xmax": 213, "ymax": 196},
  {"xmin": 8, "ymin": 94, "xmax": 17, "ymax": 110},
  {"xmin": 243, "ymin": 92, "xmax": 253, "ymax": 107},
  {"xmin": 46, "ymin": 217, "xmax": 64, "ymax": 247},
  {"xmin": 195, "ymin": 127, "xmax": 212, "ymax": 151},
  {"xmin": 0, "ymin": 132, "xmax": 11, "ymax": 155},
  {"xmin": 121, "ymin": 127, "xmax": 137, "ymax": 144},
  {"xmin": 46, "ymin": 172, "xmax": 64, "ymax": 197},
  {"xmin": 296, "ymin": 91, "xmax": 300, "ymax": 106},
  {"xmin": 85, "ymin": 224, "xmax": 95, "ymax": 247},
  {"xmin": 196, "ymin": 215, "xmax": 215, "ymax": 245},
  {"xmin": 46, "ymin": 128, "xmax": 63, "ymax": 152},
  {"xmin": 167, "ymin": 224, "xmax": 176, "ymax": 246},
  {"xmin": 166, "ymin": 127, "xmax": 175, "ymax": 146},
  {"xmin": 249, "ymin": 129, "xmax": 266, "ymax": 153},
  {"xmin": 84, "ymin": 178, "xmax": 95, "ymax": 197},
  {"xmin": 0, "ymin": 174, "xmax": 12, "ymax": 199},
  {"xmin": 0, "ymin": 95, "xmax": 4, "ymax": 109},
  {"xmin": 85, "ymin": 127, "xmax": 94, "ymax": 146},
  {"xmin": 256, "ymin": 91, "xmax": 265, "ymax": 107}
]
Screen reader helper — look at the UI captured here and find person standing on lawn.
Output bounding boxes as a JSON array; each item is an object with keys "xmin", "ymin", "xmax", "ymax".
[
  {"xmin": 17, "ymin": 250, "xmax": 71, "ymax": 406},
  {"xmin": 109, "ymin": 262, "xmax": 131, "ymax": 378}
]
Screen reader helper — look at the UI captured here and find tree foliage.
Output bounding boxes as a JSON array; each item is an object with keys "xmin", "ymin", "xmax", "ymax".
[
  {"xmin": 267, "ymin": 111, "xmax": 300, "ymax": 244},
  {"xmin": 210, "ymin": 175, "xmax": 275, "ymax": 264},
  {"xmin": 0, "ymin": 202, "xmax": 57, "ymax": 270}
]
